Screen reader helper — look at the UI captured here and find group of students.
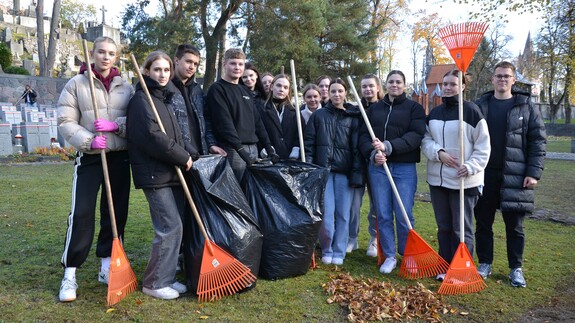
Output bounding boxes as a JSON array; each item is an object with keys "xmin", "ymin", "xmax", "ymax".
[{"xmin": 56, "ymin": 36, "xmax": 546, "ymax": 303}]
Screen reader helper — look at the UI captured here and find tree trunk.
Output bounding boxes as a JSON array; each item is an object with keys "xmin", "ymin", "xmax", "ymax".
[
  {"xmin": 35, "ymin": 0, "xmax": 61, "ymax": 77},
  {"xmin": 46, "ymin": 0, "xmax": 61, "ymax": 77},
  {"xmin": 35, "ymin": 0, "xmax": 45, "ymax": 76},
  {"xmin": 200, "ymin": 0, "xmax": 243, "ymax": 89}
]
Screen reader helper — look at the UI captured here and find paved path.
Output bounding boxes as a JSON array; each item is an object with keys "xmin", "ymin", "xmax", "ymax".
[{"xmin": 546, "ymin": 152, "xmax": 575, "ymax": 160}]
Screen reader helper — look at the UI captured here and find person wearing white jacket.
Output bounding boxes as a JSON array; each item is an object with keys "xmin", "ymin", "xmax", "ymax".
[
  {"xmin": 57, "ymin": 36, "xmax": 134, "ymax": 302},
  {"xmin": 421, "ymin": 70, "xmax": 490, "ymax": 280}
]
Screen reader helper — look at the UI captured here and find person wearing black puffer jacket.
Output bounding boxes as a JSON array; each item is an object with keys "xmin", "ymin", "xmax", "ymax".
[
  {"xmin": 259, "ymin": 74, "xmax": 302, "ymax": 160},
  {"xmin": 304, "ymin": 78, "xmax": 363, "ymax": 266},
  {"xmin": 473, "ymin": 61, "xmax": 546, "ymax": 288},
  {"xmin": 358, "ymin": 70, "xmax": 426, "ymax": 275},
  {"xmin": 127, "ymin": 51, "xmax": 192, "ymax": 300}
]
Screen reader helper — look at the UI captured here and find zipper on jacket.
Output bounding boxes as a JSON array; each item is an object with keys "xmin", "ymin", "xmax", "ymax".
[{"xmin": 383, "ymin": 102, "xmax": 393, "ymax": 141}]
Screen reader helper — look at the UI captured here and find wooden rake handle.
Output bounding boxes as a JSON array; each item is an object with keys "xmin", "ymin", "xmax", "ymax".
[
  {"xmin": 82, "ymin": 40, "xmax": 120, "ymax": 239},
  {"xmin": 129, "ymin": 54, "xmax": 214, "ymax": 254},
  {"xmin": 289, "ymin": 59, "xmax": 305, "ymax": 162},
  {"xmin": 346, "ymin": 75, "xmax": 413, "ymax": 231}
]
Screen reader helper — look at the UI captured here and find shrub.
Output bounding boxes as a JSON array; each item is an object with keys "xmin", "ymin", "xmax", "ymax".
[
  {"xmin": 4, "ymin": 66, "xmax": 30, "ymax": 75},
  {"xmin": 34, "ymin": 146, "xmax": 77, "ymax": 161},
  {"xmin": 0, "ymin": 42, "xmax": 11, "ymax": 70}
]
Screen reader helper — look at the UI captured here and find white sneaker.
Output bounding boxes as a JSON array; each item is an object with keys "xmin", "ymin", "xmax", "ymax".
[
  {"xmin": 321, "ymin": 256, "xmax": 332, "ymax": 265},
  {"xmin": 171, "ymin": 281, "xmax": 188, "ymax": 294},
  {"xmin": 379, "ymin": 257, "xmax": 397, "ymax": 274},
  {"xmin": 98, "ymin": 269, "xmax": 109, "ymax": 285},
  {"xmin": 331, "ymin": 258, "xmax": 344, "ymax": 265},
  {"xmin": 366, "ymin": 237, "xmax": 378, "ymax": 257},
  {"xmin": 436, "ymin": 273, "xmax": 446, "ymax": 281},
  {"xmin": 59, "ymin": 277, "xmax": 78, "ymax": 302},
  {"xmin": 142, "ymin": 286, "xmax": 180, "ymax": 300},
  {"xmin": 346, "ymin": 239, "xmax": 358, "ymax": 253}
]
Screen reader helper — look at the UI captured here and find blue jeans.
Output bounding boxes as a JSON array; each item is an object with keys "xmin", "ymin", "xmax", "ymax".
[
  {"xmin": 143, "ymin": 186, "xmax": 185, "ymax": 290},
  {"xmin": 320, "ymin": 172, "xmax": 353, "ymax": 260},
  {"xmin": 368, "ymin": 162, "xmax": 417, "ymax": 258},
  {"xmin": 348, "ymin": 186, "xmax": 364, "ymax": 245}
]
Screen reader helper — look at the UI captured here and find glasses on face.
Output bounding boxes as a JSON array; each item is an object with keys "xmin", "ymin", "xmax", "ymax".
[{"xmin": 494, "ymin": 74, "xmax": 514, "ymax": 80}]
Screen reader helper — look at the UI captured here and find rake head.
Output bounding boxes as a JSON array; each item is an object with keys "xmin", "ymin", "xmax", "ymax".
[
  {"xmin": 197, "ymin": 241, "xmax": 257, "ymax": 302},
  {"xmin": 438, "ymin": 242, "xmax": 487, "ymax": 295},
  {"xmin": 438, "ymin": 22, "xmax": 489, "ymax": 73},
  {"xmin": 107, "ymin": 238, "xmax": 138, "ymax": 306},
  {"xmin": 398, "ymin": 229, "xmax": 450, "ymax": 279}
]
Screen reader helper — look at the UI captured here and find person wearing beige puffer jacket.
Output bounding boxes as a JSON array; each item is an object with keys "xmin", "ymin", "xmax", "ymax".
[{"xmin": 57, "ymin": 36, "xmax": 134, "ymax": 303}]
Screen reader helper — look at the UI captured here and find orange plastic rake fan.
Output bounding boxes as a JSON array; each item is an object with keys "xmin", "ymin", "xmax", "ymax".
[
  {"xmin": 437, "ymin": 22, "xmax": 488, "ymax": 73},
  {"xmin": 438, "ymin": 23, "xmax": 488, "ymax": 295}
]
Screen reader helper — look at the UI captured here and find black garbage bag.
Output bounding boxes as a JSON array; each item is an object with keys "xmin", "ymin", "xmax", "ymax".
[
  {"xmin": 182, "ymin": 155, "xmax": 263, "ymax": 294},
  {"xmin": 243, "ymin": 160, "xmax": 329, "ymax": 280}
]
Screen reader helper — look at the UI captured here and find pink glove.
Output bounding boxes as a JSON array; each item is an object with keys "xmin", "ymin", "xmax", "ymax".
[
  {"xmin": 94, "ymin": 119, "xmax": 119, "ymax": 132},
  {"xmin": 91, "ymin": 135, "xmax": 107, "ymax": 149}
]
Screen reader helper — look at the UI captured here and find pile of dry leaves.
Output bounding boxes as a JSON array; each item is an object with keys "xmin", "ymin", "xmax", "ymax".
[{"xmin": 324, "ymin": 273, "xmax": 456, "ymax": 322}]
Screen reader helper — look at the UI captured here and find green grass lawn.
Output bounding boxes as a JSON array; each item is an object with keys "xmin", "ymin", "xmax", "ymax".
[
  {"xmin": 0, "ymin": 159, "xmax": 573, "ymax": 321},
  {"xmin": 546, "ymin": 136, "xmax": 572, "ymax": 153}
]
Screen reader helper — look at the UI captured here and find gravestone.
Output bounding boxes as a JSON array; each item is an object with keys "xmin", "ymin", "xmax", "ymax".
[
  {"xmin": 5, "ymin": 27, "xmax": 12, "ymax": 43},
  {"xmin": 0, "ymin": 123, "xmax": 12, "ymax": 155},
  {"xmin": 23, "ymin": 60, "xmax": 35, "ymax": 75},
  {"xmin": 19, "ymin": 122, "xmax": 50, "ymax": 152}
]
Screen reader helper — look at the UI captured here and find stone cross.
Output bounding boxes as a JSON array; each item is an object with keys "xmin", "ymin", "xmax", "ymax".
[{"xmin": 100, "ymin": 5, "xmax": 107, "ymax": 24}]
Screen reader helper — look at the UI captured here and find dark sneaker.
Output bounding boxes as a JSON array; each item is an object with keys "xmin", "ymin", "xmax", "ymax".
[
  {"xmin": 477, "ymin": 263, "xmax": 492, "ymax": 279},
  {"xmin": 509, "ymin": 268, "xmax": 527, "ymax": 288}
]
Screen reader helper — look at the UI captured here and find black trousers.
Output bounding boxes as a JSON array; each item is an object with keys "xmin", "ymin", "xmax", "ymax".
[
  {"xmin": 61, "ymin": 151, "xmax": 131, "ymax": 268},
  {"xmin": 474, "ymin": 168, "xmax": 526, "ymax": 269}
]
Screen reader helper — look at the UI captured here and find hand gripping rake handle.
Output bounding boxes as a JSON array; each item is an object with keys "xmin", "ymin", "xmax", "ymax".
[
  {"xmin": 129, "ymin": 54, "xmax": 215, "ymax": 255},
  {"xmin": 290, "ymin": 60, "xmax": 306, "ymax": 162},
  {"xmin": 82, "ymin": 40, "xmax": 120, "ymax": 239},
  {"xmin": 347, "ymin": 75, "xmax": 413, "ymax": 231}
]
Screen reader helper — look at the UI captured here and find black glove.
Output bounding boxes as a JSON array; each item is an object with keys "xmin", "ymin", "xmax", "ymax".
[
  {"xmin": 237, "ymin": 147, "xmax": 255, "ymax": 166},
  {"xmin": 266, "ymin": 145, "xmax": 280, "ymax": 163}
]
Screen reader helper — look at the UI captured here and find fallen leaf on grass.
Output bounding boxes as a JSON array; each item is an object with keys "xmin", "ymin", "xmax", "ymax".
[
  {"xmin": 135, "ymin": 299, "xmax": 142, "ymax": 305},
  {"xmin": 323, "ymin": 273, "xmax": 455, "ymax": 322},
  {"xmin": 199, "ymin": 315, "xmax": 209, "ymax": 319},
  {"xmin": 106, "ymin": 308, "xmax": 115, "ymax": 313},
  {"xmin": 460, "ymin": 312, "xmax": 469, "ymax": 316}
]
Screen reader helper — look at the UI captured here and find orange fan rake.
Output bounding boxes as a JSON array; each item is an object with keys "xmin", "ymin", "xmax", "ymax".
[
  {"xmin": 438, "ymin": 22, "xmax": 488, "ymax": 73},
  {"xmin": 437, "ymin": 22, "xmax": 488, "ymax": 295}
]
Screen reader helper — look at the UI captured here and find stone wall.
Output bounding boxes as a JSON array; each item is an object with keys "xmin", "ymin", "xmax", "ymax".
[{"xmin": 0, "ymin": 74, "xmax": 70, "ymax": 106}]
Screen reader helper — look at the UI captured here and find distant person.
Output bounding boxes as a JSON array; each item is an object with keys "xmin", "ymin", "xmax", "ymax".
[
  {"xmin": 20, "ymin": 84, "xmax": 38, "ymax": 107},
  {"xmin": 421, "ymin": 70, "xmax": 490, "ymax": 281},
  {"xmin": 127, "ymin": 50, "xmax": 192, "ymax": 300},
  {"xmin": 205, "ymin": 48, "xmax": 276, "ymax": 182},
  {"xmin": 261, "ymin": 72, "xmax": 274, "ymax": 95},
  {"xmin": 57, "ymin": 36, "xmax": 133, "ymax": 302},
  {"xmin": 349, "ymin": 74, "xmax": 383, "ymax": 256},
  {"xmin": 474, "ymin": 61, "xmax": 546, "ymax": 288},
  {"xmin": 300, "ymin": 83, "xmax": 321, "ymax": 124},
  {"xmin": 358, "ymin": 70, "xmax": 426, "ymax": 274},
  {"xmin": 240, "ymin": 62, "xmax": 267, "ymax": 107},
  {"xmin": 316, "ymin": 75, "xmax": 332, "ymax": 107},
  {"xmin": 305, "ymin": 78, "xmax": 363, "ymax": 266},
  {"xmin": 259, "ymin": 74, "xmax": 301, "ymax": 160}
]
